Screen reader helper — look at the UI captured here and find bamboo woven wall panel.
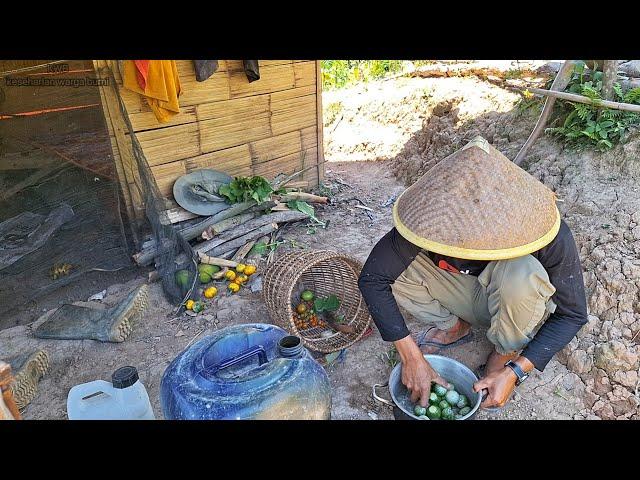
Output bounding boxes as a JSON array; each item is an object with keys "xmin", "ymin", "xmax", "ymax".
[
  {"xmin": 196, "ymin": 94, "xmax": 270, "ymax": 125},
  {"xmin": 185, "ymin": 144, "xmax": 253, "ymax": 175},
  {"xmin": 229, "ymin": 64, "xmax": 295, "ymax": 98},
  {"xmin": 249, "ymin": 131, "xmax": 302, "ymax": 165},
  {"xmin": 253, "ymin": 151, "xmax": 307, "ymax": 179},
  {"xmin": 270, "ymin": 94, "xmax": 317, "ymax": 135},
  {"xmin": 101, "ymin": 59, "xmax": 324, "ymax": 204},
  {"xmin": 134, "ymin": 123, "xmax": 200, "ymax": 167},
  {"xmin": 178, "ymin": 74, "xmax": 230, "ymax": 106},
  {"xmin": 199, "ymin": 112, "xmax": 271, "ymax": 154},
  {"xmin": 128, "ymin": 105, "xmax": 197, "ymax": 132},
  {"xmin": 152, "ymin": 161, "xmax": 187, "ymax": 197},
  {"xmin": 294, "ymin": 62, "xmax": 316, "ymax": 87}
]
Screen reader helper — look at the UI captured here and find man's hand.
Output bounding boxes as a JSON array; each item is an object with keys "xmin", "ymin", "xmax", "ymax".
[
  {"xmin": 394, "ymin": 335, "xmax": 448, "ymax": 408},
  {"xmin": 473, "ymin": 356, "xmax": 534, "ymax": 409},
  {"xmin": 473, "ymin": 368, "xmax": 517, "ymax": 409}
]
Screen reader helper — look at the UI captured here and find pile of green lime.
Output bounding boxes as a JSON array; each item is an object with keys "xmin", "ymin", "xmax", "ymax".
[{"xmin": 413, "ymin": 382, "xmax": 472, "ymax": 420}]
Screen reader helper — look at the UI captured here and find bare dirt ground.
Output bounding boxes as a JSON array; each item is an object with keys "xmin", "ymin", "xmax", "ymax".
[{"xmin": 3, "ymin": 67, "xmax": 639, "ymax": 420}]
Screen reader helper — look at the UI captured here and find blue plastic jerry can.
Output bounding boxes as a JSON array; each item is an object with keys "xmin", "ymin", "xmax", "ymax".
[{"xmin": 160, "ymin": 323, "xmax": 331, "ymax": 420}]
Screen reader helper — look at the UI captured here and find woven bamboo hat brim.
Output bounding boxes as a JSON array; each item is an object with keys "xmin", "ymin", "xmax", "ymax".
[{"xmin": 393, "ymin": 136, "xmax": 560, "ymax": 261}]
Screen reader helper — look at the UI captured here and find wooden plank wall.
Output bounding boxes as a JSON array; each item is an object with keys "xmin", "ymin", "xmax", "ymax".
[{"xmin": 100, "ymin": 60, "xmax": 324, "ymax": 202}]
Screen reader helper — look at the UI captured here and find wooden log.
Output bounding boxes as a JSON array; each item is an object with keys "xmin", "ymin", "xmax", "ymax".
[
  {"xmin": 133, "ymin": 201, "xmax": 271, "ymax": 266},
  {"xmin": 278, "ymin": 192, "xmax": 328, "ymax": 204},
  {"xmin": 211, "ymin": 239, "xmax": 257, "ymax": 280},
  {"xmin": 160, "ymin": 207, "xmax": 199, "ymax": 225},
  {"xmin": 202, "ymin": 223, "xmax": 279, "ymax": 257},
  {"xmin": 193, "ymin": 211, "xmax": 307, "ymax": 255},
  {"xmin": 178, "ymin": 201, "xmax": 275, "ymax": 241},
  {"xmin": 201, "ymin": 212, "xmax": 257, "ymax": 240},
  {"xmin": 197, "ymin": 254, "xmax": 239, "ymax": 268},
  {"xmin": 522, "ymin": 87, "xmax": 640, "ymax": 113}
]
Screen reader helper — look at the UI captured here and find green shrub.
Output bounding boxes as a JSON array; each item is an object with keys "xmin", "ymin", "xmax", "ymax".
[{"xmin": 546, "ymin": 61, "xmax": 640, "ymax": 151}]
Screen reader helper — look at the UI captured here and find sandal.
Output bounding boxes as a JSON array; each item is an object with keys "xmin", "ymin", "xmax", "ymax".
[{"xmin": 413, "ymin": 325, "xmax": 474, "ymax": 353}]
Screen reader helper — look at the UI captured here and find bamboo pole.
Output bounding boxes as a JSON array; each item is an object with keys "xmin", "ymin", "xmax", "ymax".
[
  {"xmin": 513, "ymin": 60, "xmax": 579, "ymax": 166},
  {"xmin": 522, "ymin": 87, "xmax": 640, "ymax": 113}
]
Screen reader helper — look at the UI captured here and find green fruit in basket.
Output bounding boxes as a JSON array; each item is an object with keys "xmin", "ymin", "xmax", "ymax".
[
  {"xmin": 426, "ymin": 405, "xmax": 441, "ymax": 420},
  {"xmin": 414, "ymin": 405, "xmax": 427, "ymax": 417},
  {"xmin": 441, "ymin": 407, "xmax": 455, "ymax": 420},
  {"xmin": 428, "ymin": 392, "xmax": 440, "ymax": 406},
  {"xmin": 456, "ymin": 395, "xmax": 469, "ymax": 409},
  {"xmin": 433, "ymin": 384, "xmax": 448, "ymax": 397},
  {"xmin": 301, "ymin": 290, "xmax": 315, "ymax": 301},
  {"xmin": 199, "ymin": 272, "xmax": 212, "ymax": 284},
  {"xmin": 458, "ymin": 406, "xmax": 471, "ymax": 417},
  {"xmin": 438, "ymin": 400, "xmax": 450, "ymax": 410},
  {"xmin": 445, "ymin": 390, "xmax": 460, "ymax": 406}
]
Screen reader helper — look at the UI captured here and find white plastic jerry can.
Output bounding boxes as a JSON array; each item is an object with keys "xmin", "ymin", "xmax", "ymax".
[{"xmin": 67, "ymin": 366, "xmax": 155, "ymax": 420}]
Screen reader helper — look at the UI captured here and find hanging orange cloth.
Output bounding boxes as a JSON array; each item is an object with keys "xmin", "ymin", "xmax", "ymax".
[
  {"xmin": 123, "ymin": 60, "xmax": 182, "ymax": 123},
  {"xmin": 133, "ymin": 60, "xmax": 150, "ymax": 90}
]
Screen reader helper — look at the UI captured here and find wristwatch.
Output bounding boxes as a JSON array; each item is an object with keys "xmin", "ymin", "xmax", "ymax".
[{"xmin": 505, "ymin": 360, "xmax": 529, "ymax": 386}]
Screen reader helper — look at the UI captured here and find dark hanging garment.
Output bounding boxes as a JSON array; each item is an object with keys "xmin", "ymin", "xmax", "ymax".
[
  {"xmin": 193, "ymin": 60, "xmax": 219, "ymax": 82},
  {"xmin": 243, "ymin": 60, "xmax": 260, "ymax": 82}
]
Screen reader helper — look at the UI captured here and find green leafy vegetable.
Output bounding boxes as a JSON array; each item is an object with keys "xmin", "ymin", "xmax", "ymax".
[
  {"xmin": 249, "ymin": 240, "xmax": 285, "ymax": 256},
  {"xmin": 218, "ymin": 176, "xmax": 274, "ymax": 204},
  {"xmin": 287, "ymin": 200, "xmax": 326, "ymax": 227},
  {"xmin": 314, "ymin": 294, "xmax": 340, "ymax": 313}
]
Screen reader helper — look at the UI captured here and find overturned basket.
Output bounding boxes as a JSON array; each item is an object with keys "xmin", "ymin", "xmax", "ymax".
[{"xmin": 263, "ymin": 250, "xmax": 372, "ymax": 353}]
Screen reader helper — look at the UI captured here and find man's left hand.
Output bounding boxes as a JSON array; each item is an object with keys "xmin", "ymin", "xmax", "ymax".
[{"xmin": 473, "ymin": 367, "xmax": 517, "ymax": 409}]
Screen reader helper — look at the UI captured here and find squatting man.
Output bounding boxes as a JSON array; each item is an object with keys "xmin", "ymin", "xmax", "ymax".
[{"xmin": 359, "ymin": 137, "xmax": 588, "ymax": 410}]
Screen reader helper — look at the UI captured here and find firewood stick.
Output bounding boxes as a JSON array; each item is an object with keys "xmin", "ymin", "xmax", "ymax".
[
  {"xmin": 278, "ymin": 192, "xmax": 328, "ymax": 204},
  {"xmin": 197, "ymin": 254, "xmax": 239, "ymax": 268},
  {"xmin": 194, "ymin": 211, "xmax": 306, "ymax": 255},
  {"xmin": 133, "ymin": 203, "xmax": 276, "ymax": 266},
  {"xmin": 211, "ymin": 240, "xmax": 257, "ymax": 280},
  {"xmin": 202, "ymin": 223, "xmax": 279, "ymax": 257}
]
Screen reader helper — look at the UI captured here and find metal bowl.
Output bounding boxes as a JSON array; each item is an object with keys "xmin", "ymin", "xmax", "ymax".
[{"xmin": 373, "ymin": 354, "xmax": 482, "ymax": 420}]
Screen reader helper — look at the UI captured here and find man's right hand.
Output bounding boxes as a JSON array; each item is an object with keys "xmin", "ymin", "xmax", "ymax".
[{"xmin": 394, "ymin": 335, "xmax": 448, "ymax": 407}]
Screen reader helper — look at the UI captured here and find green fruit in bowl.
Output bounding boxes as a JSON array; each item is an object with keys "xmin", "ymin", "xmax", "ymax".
[
  {"xmin": 445, "ymin": 390, "xmax": 460, "ymax": 406},
  {"xmin": 456, "ymin": 395, "xmax": 469, "ymax": 409},
  {"xmin": 433, "ymin": 384, "xmax": 448, "ymax": 397},
  {"xmin": 428, "ymin": 392, "xmax": 440, "ymax": 405},
  {"xmin": 438, "ymin": 400, "xmax": 450, "ymax": 410},
  {"xmin": 426, "ymin": 405, "xmax": 441, "ymax": 420},
  {"xmin": 441, "ymin": 407, "xmax": 455, "ymax": 420},
  {"xmin": 458, "ymin": 406, "xmax": 472, "ymax": 417},
  {"xmin": 414, "ymin": 405, "xmax": 427, "ymax": 416}
]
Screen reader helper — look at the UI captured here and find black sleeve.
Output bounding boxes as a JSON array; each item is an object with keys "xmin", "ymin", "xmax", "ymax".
[
  {"xmin": 522, "ymin": 220, "xmax": 588, "ymax": 371},
  {"xmin": 358, "ymin": 228, "xmax": 421, "ymax": 342}
]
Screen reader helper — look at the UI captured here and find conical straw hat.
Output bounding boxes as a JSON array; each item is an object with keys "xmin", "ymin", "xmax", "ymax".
[{"xmin": 393, "ymin": 136, "xmax": 560, "ymax": 260}]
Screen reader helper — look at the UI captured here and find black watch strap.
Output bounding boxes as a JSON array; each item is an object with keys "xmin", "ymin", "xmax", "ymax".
[{"xmin": 505, "ymin": 360, "xmax": 528, "ymax": 385}]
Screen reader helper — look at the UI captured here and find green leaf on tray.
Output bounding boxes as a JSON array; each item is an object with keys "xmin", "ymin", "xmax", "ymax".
[{"xmin": 218, "ymin": 176, "xmax": 274, "ymax": 204}]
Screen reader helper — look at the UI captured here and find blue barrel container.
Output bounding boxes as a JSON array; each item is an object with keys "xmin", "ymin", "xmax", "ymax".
[{"xmin": 160, "ymin": 323, "xmax": 331, "ymax": 420}]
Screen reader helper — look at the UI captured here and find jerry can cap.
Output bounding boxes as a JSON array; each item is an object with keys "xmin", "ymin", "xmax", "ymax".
[{"xmin": 112, "ymin": 366, "xmax": 139, "ymax": 389}]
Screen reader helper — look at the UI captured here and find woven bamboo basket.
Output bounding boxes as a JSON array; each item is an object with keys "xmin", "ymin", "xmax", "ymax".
[{"xmin": 262, "ymin": 250, "xmax": 372, "ymax": 353}]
